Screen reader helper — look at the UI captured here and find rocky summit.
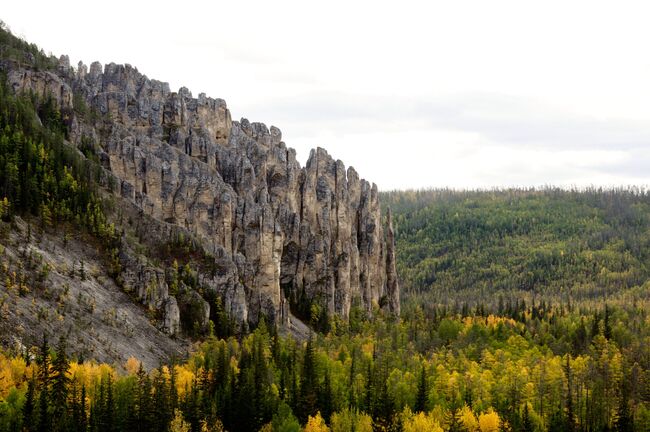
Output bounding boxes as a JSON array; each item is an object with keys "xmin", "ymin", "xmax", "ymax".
[{"xmin": 2, "ymin": 53, "xmax": 399, "ymax": 345}]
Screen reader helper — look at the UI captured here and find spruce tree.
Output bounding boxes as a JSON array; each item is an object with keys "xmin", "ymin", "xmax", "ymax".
[
  {"xmin": 298, "ymin": 336, "xmax": 318, "ymax": 422},
  {"xmin": 22, "ymin": 375, "xmax": 36, "ymax": 432},
  {"xmin": 79, "ymin": 384, "xmax": 88, "ymax": 432},
  {"xmin": 521, "ymin": 403, "xmax": 533, "ymax": 432},
  {"xmin": 318, "ymin": 369, "xmax": 333, "ymax": 422},
  {"xmin": 415, "ymin": 365, "xmax": 428, "ymax": 413},
  {"xmin": 51, "ymin": 336, "xmax": 70, "ymax": 432},
  {"xmin": 37, "ymin": 335, "xmax": 51, "ymax": 432},
  {"xmin": 604, "ymin": 304, "xmax": 613, "ymax": 340}
]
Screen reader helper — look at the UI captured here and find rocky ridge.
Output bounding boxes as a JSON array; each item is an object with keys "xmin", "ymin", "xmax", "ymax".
[{"xmin": 3, "ymin": 54, "xmax": 400, "ymax": 335}]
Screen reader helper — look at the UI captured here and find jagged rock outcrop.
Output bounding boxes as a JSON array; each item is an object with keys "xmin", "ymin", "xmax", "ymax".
[{"xmin": 2, "ymin": 55, "xmax": 400, "ymax": 331}]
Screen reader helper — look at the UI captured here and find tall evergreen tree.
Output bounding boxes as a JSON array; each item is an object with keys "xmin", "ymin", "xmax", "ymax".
[
  {"xmin": 318, "ymin": 369, "xmax": 333, "ymax": 423},
  {"xmin": 22, "ymin": 375, "xmax": 36, "ymax": 432},
  {"xmin": 521, "ymin": 403, "xmax": 533, "ymax": 432},
  {"xmin": 563, "ymin": 354, "xmax": 575, "ymax": 432},
  {"xmin": 415, "ymin": 365, "xmax": 428, "ymax": 413},
  {"xmin": 37, "ymin": 335, "xmax": 51, "ymax": 432},
  {"xmin": 135, "ymin": 364, "xmax": 152, "ymax": 432},
  {"xmin": 298, "ymin": 336, "xmax": 318, "ymax": 422},
  {"xmin": 615, "ymin": 381, "xmax": 633, "ymax": 432},
  {"xmin": 51, "ymin": 336, "xmax": 70, "ymax": 432},
  {"xmin": 604, "ymin": 304, "xmax": 613, "ymax": 340},
  {"xmin": 152, "ymin": 367, "xmax": 171, "ymax": 431},
  {"xmin": 79, "ymin": 384, "xmax": 88, "ymax": 432}
]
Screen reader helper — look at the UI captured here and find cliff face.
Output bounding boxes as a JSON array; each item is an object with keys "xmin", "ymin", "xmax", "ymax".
[{"xmin": 4, "ymin": 54, "xmax": 399, "ymax": 332}]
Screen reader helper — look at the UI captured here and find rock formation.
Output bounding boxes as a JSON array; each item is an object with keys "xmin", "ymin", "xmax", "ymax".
[{"xmin": 2, "ymin": 54, "xmax": 400, "ymax": 332}]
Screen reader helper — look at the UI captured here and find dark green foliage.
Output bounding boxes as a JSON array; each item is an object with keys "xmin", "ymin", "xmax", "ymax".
[
  {"xmin": 0, "ymin": 75, "xmax": 114, "ymax": 239},
  {"xmin": 50, "ymin": 337, "xmax": 70, "ymax": 432},
  {"xmin": 415, "ymin": 365, "xmax": 427, "ymax": 413},
  {"xmin": 22, "ymin": 377, "xmax": 36, "ymax": 432},
  {"xmin": 36, "ymin": 335, "xmax": 50, "ymax": 432},
  {"xmin": 521, "ymin": 403, "xmax": 533, "ymax": 432},
  {"xmin": 298, "ymin": 336, "xmax": 318, "ymax": 423}
]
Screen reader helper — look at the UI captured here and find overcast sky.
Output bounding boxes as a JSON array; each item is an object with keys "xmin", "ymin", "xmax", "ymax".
[{"xmin": 4, "ymin": 1, "xmax": 650, "ymax": 190}]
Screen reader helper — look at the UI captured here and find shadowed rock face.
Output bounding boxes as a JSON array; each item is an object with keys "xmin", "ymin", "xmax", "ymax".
[{"xmin": 5, "ymin": 54, "xmax": 400, "ymax": 330}]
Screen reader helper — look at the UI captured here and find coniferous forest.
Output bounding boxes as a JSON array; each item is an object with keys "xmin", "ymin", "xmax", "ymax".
[{"xmin": 0, "ymin": 21, "xmax": 649, "ymax": 432}]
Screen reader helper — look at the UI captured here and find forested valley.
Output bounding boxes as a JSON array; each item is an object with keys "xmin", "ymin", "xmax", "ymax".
[{"xmin": 0, "ymin": 22, "xmax": 649, "ymax": 432}]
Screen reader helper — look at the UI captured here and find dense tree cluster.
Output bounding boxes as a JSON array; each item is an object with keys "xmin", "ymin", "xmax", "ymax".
[{"xmin": 0, "ymin": 301, "xmax": 648, "ymax": 431}]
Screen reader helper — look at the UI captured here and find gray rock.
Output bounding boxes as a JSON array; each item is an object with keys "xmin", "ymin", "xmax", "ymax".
[{"xmin": 2, "ymin": 52, "xmax": 400, "ymax": 333}]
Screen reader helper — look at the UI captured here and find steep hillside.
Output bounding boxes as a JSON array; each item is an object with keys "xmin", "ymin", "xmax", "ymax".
[{"xmin": 0, "ymin": 23, "xmax": 398, "ymax": 364}]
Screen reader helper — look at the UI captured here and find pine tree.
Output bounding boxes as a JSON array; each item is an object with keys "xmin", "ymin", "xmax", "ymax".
[
  {"xmin": 23, "ymin": 375, "xmax": 36, "ymax": 432},
  {"xmin": 447, "ymin": 405, "xmax": 463, "ymax": 432},
  {"xmin": 70, "ymin": 381, "xmax": 80, "ymax": 432},
  {"xmin": 153, "ymin": 366, "xmax": 172, "ymax": 431},
  {"xmin": 348, "ymin": 348, "xmax": 357, "ymax": 409},
  {"xmin": 298, "ymin": 336, "xmax": 318, "ymax": 422},
  {"xmin": 373, "ymin": 370, "xmax": 395, "ymax": 432},
  {"xmin": 563, "ymin": 354, "xmax": 575, "ymax": 432},
  {"xmin": 79, "ymin": 384, "xmax": 88, "ymax": 432},
  {"xmin": 37, "ymin": 335, "xmax": 51, "ymax": 432},
  {"xmin": 521, "ymin": 404, "xmax": 533, "ymax": 432},
  {"xmin": 572, "ymin": 317, "xmax": 588, "ymax": 354},
  {"xmin": 615, "ymin": 381, "xmax": 633, "ymax": 432},
  {"xmin": 103, "ymin": 374, "xmax": 115, "ymax": 432},
  {"xmin": 415, "ymin": 365, "xmax": 428, "ymax": 413},
  {"xmin": 318, "ymin": 369, "xmax": 333, "ymax": 423},
  {"xmin": 591, "ymin": 311, "xmax": 600, "ymax": 340},
  {"xmin": 51, "ymin": 336, "xmax": 70, "ymax": 432},
  {"xmin": 169, "ymin": 364, "xmax": 179, "ymax": 413},
  {"xmin": 364, "ymin": 361, "xmax": 374, "ymax": 415},
  {"xmin": 136, "ymin": 364, "xmax": 152, "ymax": 431},
  {"xmin": 604, "ymin": 304, "xmax": 613, "ymax": 340}
]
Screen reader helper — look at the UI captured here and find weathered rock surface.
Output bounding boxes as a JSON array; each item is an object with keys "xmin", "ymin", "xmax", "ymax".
[{"xmin": 2, "ymin": 57, "xmax": 400, "ymax": 331}]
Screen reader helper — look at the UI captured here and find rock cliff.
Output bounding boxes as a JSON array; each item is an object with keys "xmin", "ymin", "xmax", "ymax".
[{"xmin": 3, "ymin": 54, "xmax": 400, "ymax": 333}]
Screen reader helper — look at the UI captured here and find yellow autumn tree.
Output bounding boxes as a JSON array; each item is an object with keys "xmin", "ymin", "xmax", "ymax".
[
  {"xmin": 304, "ymin": 412, "xmax": 330, "ymax": 432},
  {"xmin": 169, "ymin": 409, "xmax": 190, "ymax": 432},
  {"xmin": 478, "ymin": 409, "xmax": 500, "ymax": 432},
  {"xmin": 200, "ymin": 418, "xmax": 225, "ymax": 432},
  {"xmin": 458, "ymin": 405, "xmax": 479, "ymax": 432},
  {"xmin": 331, "ymin": 408, "xmax": 373, "ymax": 432},
  {"xmin": 125, "ymin": 356, "xmax": 141, "ymax": 375},
  {"xmin": 401, "ymin": 408, "xmax": 444, "ymax": 432}
]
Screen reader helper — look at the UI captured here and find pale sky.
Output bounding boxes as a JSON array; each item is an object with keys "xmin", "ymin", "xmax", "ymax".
[{"xmin": 4, "ymin": 0, "xmax": 650, "ymax": 190}]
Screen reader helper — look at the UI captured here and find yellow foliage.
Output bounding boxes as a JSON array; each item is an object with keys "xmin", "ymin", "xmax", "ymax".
[
  {"xmin": 459, "ymin": 405, "xmax": 479, "ymax": 432},
  {"xmin": 355, "ymin": 413, "xmax": 373, "ymax": 432},
  {"xmin": 331, "ymin": 409, "xmax": 372, "ymax": 432},
  {"xmin": 169, "ymin": 408, "xmax": 191, "ymax": 432},
  {"xmin": 0, "ymin": 353, "xmax": 28, "ymax": 397},
  {"xmin": 174, "ymin": 364, "xmax": 196, "ymax": 397},
  {"xmin": 478, "ymin": 409, "xmax": 500, "ymax": 432},
  {"xmin": 304, "ymin": 412, "xmax": 330, "ymax": 432},
  {"xmin": 69, "ymin": 361, "xmax": 115, "ymax": 398},
  {"xmin": 401, "ymin": 408, "xmax": 444, "ymax": 432},
  {"xmin": 259, "ymin": 423, "xmax": 273, "ymax": 432},
  {"xmin": 361, "ymin": 341, "xmax": 374, "ymax": 358},
  {"xmin": 201, "ymin": 418, "xmax": 225, "ymax": 432},
  {"xmin": 125, "ymin": 356, "xmax": 141, "ymax": 375}
]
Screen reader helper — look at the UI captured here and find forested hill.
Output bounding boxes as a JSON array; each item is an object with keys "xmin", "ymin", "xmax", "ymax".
[
  {"xmin": 381, "ymin": 188, "xmax": 650, "ymax": 308},
  {"xmin": 1, "ymin": 20, "xmax": 650, "ymax": 432}
]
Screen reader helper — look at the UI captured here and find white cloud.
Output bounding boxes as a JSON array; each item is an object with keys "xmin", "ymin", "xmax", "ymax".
[{"xmin": 3, "ymin": 0, "xmax": 650, "ymax": 189}]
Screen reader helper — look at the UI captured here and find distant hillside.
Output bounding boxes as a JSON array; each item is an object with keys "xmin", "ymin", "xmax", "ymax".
[{"xmin": 382, "ymin": 188, "xmax": 650, "ymax": 310}]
